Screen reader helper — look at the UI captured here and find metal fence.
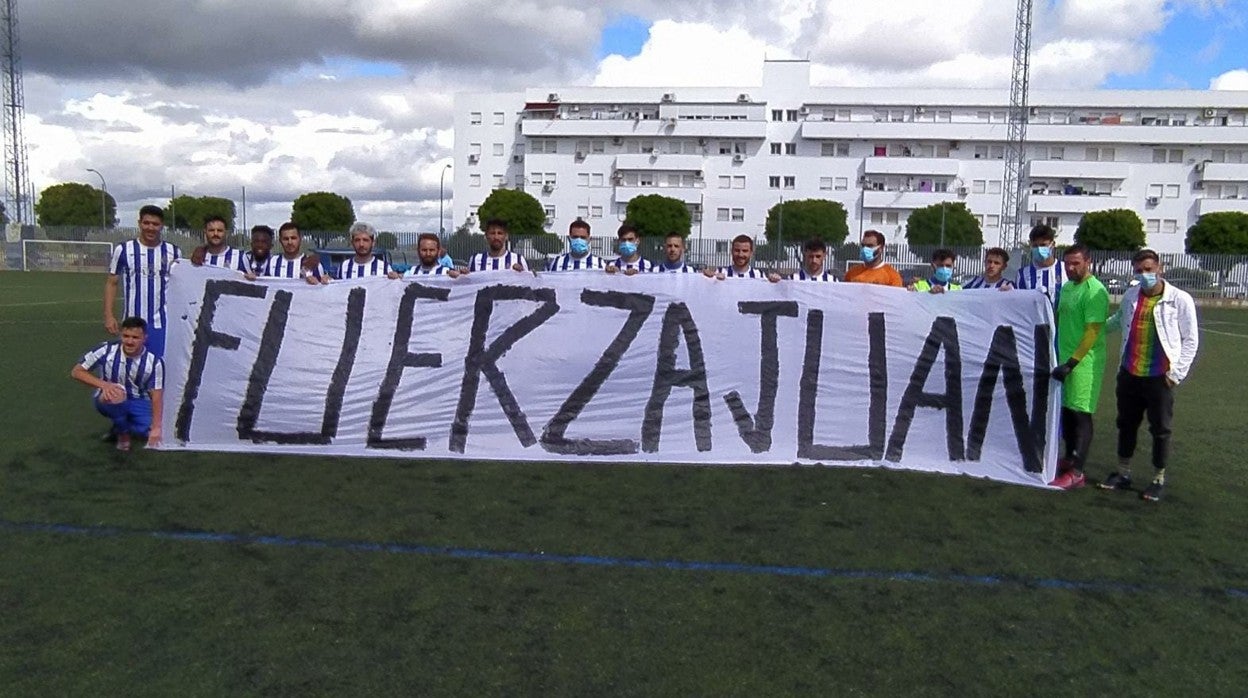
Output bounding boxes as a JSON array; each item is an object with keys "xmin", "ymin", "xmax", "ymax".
[{"xmin": 7, "ymin": 225, "xmax": 1248, "ymax": 299}]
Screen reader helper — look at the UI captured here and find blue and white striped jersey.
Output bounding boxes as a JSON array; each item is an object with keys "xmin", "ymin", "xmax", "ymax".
[
  {"xmin": 718, "ymin": 266, "xmax": 767, "ymax": 279},
  {"xmin": 546, "ymin": 253, "xmax": 607, "ymax": 271},
  {"xmin": 79, "ymin": 341, "xmax": 165, "ymax": 400},
  {"xmin": 337, "ymin": 256, "xmax": 392, "ymax": 279},
  {"xmin": 404, "ymin": 264, "xmax": 451, "ymax": 276},
  {"xmin": 1015, "ymin": 263, "xmax": 1065, "ymax": 303},
  {"xmin": 202, "ymin": 247, "xmax": 248, "ymax": 272},
  {"xmin": 109, "ymin": 240, "xmax": 182, "ymax": 329},
  {"xmin": 963, "ymin": 275, "xmax": 1013, "ymax": 289},
  {"xmin": 469, "ymin": 251, "xmax": 528, "ymax": 272},
  {"xmin": 793, "ymin": 269, "xmax": 836, "ymax": 282},
  {"xmin": 610, "ymin": 256, "xmax": 655, "ymax": 272},
  {"xmin": 653, "ymin": 261, "xmax": 696, "ymax": 273},
  {"xmin": 260, "ymin": 255, "xmax": 326, "ymax": 280},
  {"xmin": 243, "ymin": 252, "xmax": 270, "ymax": 275}
]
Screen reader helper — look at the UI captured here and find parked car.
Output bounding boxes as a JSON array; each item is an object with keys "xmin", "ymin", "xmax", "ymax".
[{"xmin": 1222, "ymin": 281, "xmax": 1247, "ymax": 300}]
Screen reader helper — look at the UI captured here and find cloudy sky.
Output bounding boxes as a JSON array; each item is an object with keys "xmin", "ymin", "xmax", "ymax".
[{"xmin": 19, "ymin": 0, "xmax": 1248, "ymax": 232}]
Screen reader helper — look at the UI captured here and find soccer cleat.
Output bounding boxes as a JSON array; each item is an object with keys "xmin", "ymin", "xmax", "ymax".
[
  {"xmin": 1056, "ymin": 457, "xmax": 1074, "ymax": 475},
  {"xmin": 115, "ymin": 434, "xmax": 131, "ymax": 452},
  {"xmin": 1141, "ymin": 481, "xmax": 1164, "ymax": 502},
  {"xmin": 1049, "ymin": 469, "xmax": 1086, "ymax": 490},
  {"xmin": 1098, "ymin": 472, "xmax": 1133, "ymax": 491}
]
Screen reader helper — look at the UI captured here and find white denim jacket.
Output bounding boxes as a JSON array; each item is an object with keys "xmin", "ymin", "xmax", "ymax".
[{"xmin": 1110, "ymin": 282, "xmax": 1200, "ymax": 384}]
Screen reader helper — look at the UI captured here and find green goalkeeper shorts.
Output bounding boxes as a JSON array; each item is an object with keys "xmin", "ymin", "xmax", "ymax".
[{"xmin": 1061, "ymin": 352, "xmax": 1105, "ymax": 414}]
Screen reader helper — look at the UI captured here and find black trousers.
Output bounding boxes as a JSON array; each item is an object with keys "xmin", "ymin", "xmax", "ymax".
[{"xmin": 1116, "ymin": 370, "xmax": 1174, "ymax": 470}]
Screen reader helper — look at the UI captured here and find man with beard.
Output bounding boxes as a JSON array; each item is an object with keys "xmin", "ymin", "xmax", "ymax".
[
  {"xmin": 256, "ymin": 222, "xmax": 327, "ymax": 284},
  {"xmin": 188, "ymin": 215, "xmax": 247, "ymax": 272},
  {"xmin": 336, "ymin": 222, "xmax": 401, "ymax": 280},
  {"xmin": 467, "ymin": 219, "xmax": 528, "ymax": 272},
  {"xmin": 405, "ymin": 233, "xmax": 461, "ymax": 277}
]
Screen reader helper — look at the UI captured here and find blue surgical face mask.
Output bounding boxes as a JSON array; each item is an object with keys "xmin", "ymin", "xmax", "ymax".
[
  {"xmin": 1032, "ymin": 246, "xmax": 1052, "ymax": 263},
  {"xmin": 570, "ymin": 238, "xmax": 590, "ymax": 255},
  {"xmin": 1135, "ymin": 272, "xmax": 1158, "ymax": 289},
  {"xmin": 618, "ymin": 241, "xmax": 638, "ymax": 257},
  {"xmin": 438, "ymin": 253, "xmax": 454, "ymax": 269},
  {"xmin": 860, "ymin": 246, "xmax": 877, "ymax": 263},
  {"xmin": 934, "ymin": 266, "xmax": 954, "ymax": 284}
]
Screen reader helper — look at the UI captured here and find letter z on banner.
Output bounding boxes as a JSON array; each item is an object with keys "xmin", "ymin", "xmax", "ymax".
[{"xmin": 160, "ymin": 265, "xmax": 1061, "ymax": 488}]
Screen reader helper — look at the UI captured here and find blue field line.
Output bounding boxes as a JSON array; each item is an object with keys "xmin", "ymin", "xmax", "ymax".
[{"xmin": 1, "ymin": 518, "xmax": 1243, "ymax": 598}]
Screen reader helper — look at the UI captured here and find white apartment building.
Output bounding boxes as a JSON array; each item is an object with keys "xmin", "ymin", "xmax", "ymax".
[{"xmin": 453, "ymin": 60, "xmax": 1248, "ymax": 254}]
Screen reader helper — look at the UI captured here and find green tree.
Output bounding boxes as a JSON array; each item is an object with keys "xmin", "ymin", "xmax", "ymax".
[
  {"xmin": 624, "ymin": 194, "xmax": 692, "ymax": 237},
  {"xmin": 35, "ymin": 182, "xmax": 117, "ymax": 228},
  {"xmin": 164, "ymin": 195, "xmax": 236, "ymax": 231},
  {"xmin": 1074, "ymin": 209, "xmax": 1146, "ymax": 251},
  {"xmin": 477, "ymin": 188, "xmax": 546, "ymax": 236},
  {"xmin": 530, "ymin": 233, "xmax": 565, "ymax": 255},
  {"xmin": 1185, "ymin": 211, "xmax": 1248, "ymax": 285},
  {"xmin": 376, "ymin": 232, "xmax": 398, "ymax": 250},
  {"xmin": 1185, "ymin": 211, "xmax": 1248, "ymax": 254},
  {"xmin": 291, "ymin": 191, "xmax": 356, "ymax": 233},
  {"xmin": 903, "ymin": 202, "xmax": 983, "ymax": 246},
  {"xmin": 764, "ymin": 199, "xmax": 850, "ymax": 246}
]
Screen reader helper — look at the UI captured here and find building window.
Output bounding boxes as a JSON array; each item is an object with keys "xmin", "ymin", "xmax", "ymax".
[
  {"xmin": 819, "ymin": 177, "xmax": 833, "ymax": 190},
  {"xmin": 591, "ymin": 206, "xmax": 603, "ymax": 218},
  {"xmin": 769, "ymin": 176, "xmax": 781, "ymax": 189},
  {"xmin": 988, "ymin": 180, "xmax": 1002, "ymax": 195},
  {"xmin": 1165, "ymin": 184, "xmax": 1181, "ymax": 198},
  {"xmin": 591, "ymin": 140, "xmax": 605, "ymax": 154},
  {"xmin": 1153, "ymin": 148, "xmax": 1184, "ymax": 163},
  {"xmin": 1085, "ymin": 146, "xmax": 1114, "ymax": 162},
  {"xmin": 770, "ymin": 143, "xmax": 783, "ymax": 155},
  {"xmin": 591, "ymin": 173, "xmax": 604, "ymax": 186},
  {"xmin": 783, "ymin": 176, "xmax": 796, "ymax": 189},
  {"xmin": 577, "ymin": 205, "xmax": 589, "ymax": 219},
  {"xmin": 972, "ymin": 179, "xmax": 986, "ymax": 194},
  {"xmin": 514, "ymin": 175, "xmax": 525, "ymax": 188},
  {"xmin": 469, "ymin": 174, "xmax": 481, "ymax": 187},
  {"xmin": 493, "ymin": 174, "xmax": 504, "ymax": 188},
  {"xmin": 719, "ymin": 175, "xmax": 732, "ymax": 189},
  {"xmin": 469, "ymin": 142, "xmax": 482, "ymax": 156},
  {"xmin": 986, "ymin": 214, "xmax": 1000, "ymax": 228},
  {"xmin": 834, "ymin": 177, "xmax": 848, "ymax": 191},
  {"xmin": 578, "ymin": 173, "xmax": 590, "ymax": 187},
  {"xmin": 493, "ymin": 143, "xmax": 504, "ymax": 157},
  {"xmin": 1145, "ymin": 219, "xmax": 1160, "ymax": 236},
  {"xmin": 717, "ymin": 207, "xmax": 730, "ymax": 222},
  {"xmin": 470, "ymin": 112, "xmax": 482, "ymax": 125},
  {"xmin": 1147, "ymin": 183, "xmax": 1164, "ymax": 198},
  {"xmin": 784, "ymin": 109, "xmax": 797, "ymax": 122},
  {"xmin": 493, "ymin": 111, "xmax": 505, "ymax": 125},
  {"xmin": 785, "ymin": 143, "xmax": 797, "ymax": 155},
  {"xmin": 732, "ymin": 175, "xmax": 745, "ymax": 189},
  {"xmin": 771, "ymin": 109, "xmax": 784, "ymax": 121},
  {"xmin": 731, "ymin": 208, "xmax": 745, "ymax": 222},
  {"xmin": 1162, "ymin": 219, "xmax": 1178, "ymax": 234}
]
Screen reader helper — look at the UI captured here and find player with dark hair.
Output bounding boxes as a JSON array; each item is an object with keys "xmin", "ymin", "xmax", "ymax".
[
  {"xmin": 605, "ymin": 222, "xmax": 654, "ymax": 274},
  {"xmin": 964, "ymin": 247, "xmax": 1014, "ymax": 290},
  {"xmin": 547, "ymin": 218, "xmax": 606, "ymax": 271},
  {"xmin": 465, "ymin": 218, "xmax": 528, "ymax": 272},
  {"xmin": 654, "ymin": 232, "xmax": 695, "ymax": 273},
  {"xmin": 257, "ymin": 222, "xmax": 327, "ymax": 284},
  {"xmin": 1015, "ymin": 223, "xmax": 1064, "ymax": 304},
  {"xmin": 244, "ymin": 225, "xmax": 275, "ymax": 274},
  {"xmin": 1049, "ymin": 243, "xmax": 1109, "ymax": 490},
  {"xmin": 910, "ymin": 248, "xmax": 961, "ymax": 293},
  {"xmin": 844, "ymin": 229, "xmax": 902, "ymax": 286},
  {"xmin": 71, "ymin": 316, "xmax": 165, "ymax": 452},
  {"xmin": 188, "ymin": 215, "xmax": 247, "ymax": 272},
  {"xmin": 104, "ymin": 204, "xmax": 182, "ymax": 358},
  {"xmin": 789, "ymin": 238, "xmax": 836, "ymax": 282},
  {"xmin": 406, "ymin": 233, "xmax": 460, "ymax": 277},
  {"xmin": 706, "ymin": 234, "xmax": 769, "ymax": 279}
]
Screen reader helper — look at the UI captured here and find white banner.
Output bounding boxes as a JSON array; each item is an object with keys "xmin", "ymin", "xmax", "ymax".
[{"xmin": 159, "ymin": 265, "xmax": 1061, "ymax": 487}]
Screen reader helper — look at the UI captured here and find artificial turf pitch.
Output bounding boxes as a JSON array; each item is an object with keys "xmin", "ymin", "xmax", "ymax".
[{"xmin": 2, "ymin": 271, "xmax": 1247, "ymax": 696}]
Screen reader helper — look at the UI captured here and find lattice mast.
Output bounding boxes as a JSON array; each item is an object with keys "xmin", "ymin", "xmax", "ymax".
[
  {"xmin": 1, "ymin": 0, "xmax": 31, "ymax": 225},
  {"xmin": 999, "ymin": 0, "xmax": 1034, "ymax": 248}
]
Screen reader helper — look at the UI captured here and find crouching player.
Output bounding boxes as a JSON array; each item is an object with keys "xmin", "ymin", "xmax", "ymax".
[{"xmin": 71, "ymin": 317, "xmax": 165, "ymax": 451}]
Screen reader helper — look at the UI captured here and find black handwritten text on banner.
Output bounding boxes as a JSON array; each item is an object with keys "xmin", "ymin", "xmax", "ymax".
[{"xmin": 160, "ymin": 266, "xmax": 1060, "ymax": 488}]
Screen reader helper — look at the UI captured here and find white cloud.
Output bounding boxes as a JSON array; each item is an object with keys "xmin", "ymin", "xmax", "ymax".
[
  {"xmin": 594, "ymin": 21, "xmax": 787, "ymax": 87},
  {"xmin": 1209, "ymin": 68, "xmax": 1248, "ymax": 89}
]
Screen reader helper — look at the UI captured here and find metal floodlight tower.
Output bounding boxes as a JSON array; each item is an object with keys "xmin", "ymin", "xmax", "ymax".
[
  {"xmin": 999, "ymin": 0, "xmax": 1034, "ymax": 249},
  {"xmin": 1, "ymin": 0, "xmax": 31, "ymax": 225}
]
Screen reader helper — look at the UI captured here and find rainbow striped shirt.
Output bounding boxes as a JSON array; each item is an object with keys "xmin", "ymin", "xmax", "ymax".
[{"xmin": 1124, "ymin": 293, "xmax": 1169, "ymax": 377}]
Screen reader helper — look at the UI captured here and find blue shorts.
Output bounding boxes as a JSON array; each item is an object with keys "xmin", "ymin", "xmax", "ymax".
[
  {"xmin": 95, "ymin": 396, "xmax": 153, "ymax": 436},
  {"xmin": 144, "ymin": 325, "xmax": 166, "ymax": 359}
]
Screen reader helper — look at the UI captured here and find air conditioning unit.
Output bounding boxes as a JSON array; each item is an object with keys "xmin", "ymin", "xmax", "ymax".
[
  {"xmin": 574, "ymin": 151, "xmax": 586, "ymax": 160},
  {"xmin": 1194, "ymin": 181, "xmax": 1205, "ymax": 190},
  {"xmin": 662, "ymin": 92, "xmax": 676, "ymax": 102},
  {"xmin": 799, "ymin": 106, "xmax": 810, "ymax": 115},
  {"xmin": 733, "ymin": 153, "xmax": 745, "ymax": 163},
  {"xmin": 1146, "ymin": 195, "xmax": 1160, "ymax": 205},
  {"xmin": 737, "ymin": 93, "xmax": 752, "ymax": 103},
  {"xmin": 569, "ymin": 105, "xmax": 580, "ymax": 112},
  {"xmin": 1029, "ymin": 106, "xmax": 1039, "ymax": 116},
  {"xmin": 698, "ymin": 137, "xmax": 707, "ymax": 146},
  {"xmin": 694, "ymin": 170, "xmax": 703, "ymax": 178},
  {"xmin": 914, "ymin": 106, "xmax": 926, "ymax": 115},
  {"xmin": 1203, "ymin": 107, "xmax": 1218, "ymax": 118},
  {"xmin": 949, "ymin": 140, "xmax": 960, "ymax": 149},
  {"xmin": 548, "ymin": 93, "xmax": 561, "ymax": 103},
  {"xmin": 666, "ymin": 117, "xmax": 678, "ymax": 125},
  {"xmin": 612, "ymin": 137, "xmax": 623, "ymax": 145},
  {"xmin": 512, "ymin": 154, "xmax": 522, "ymax": 163},
  {"xmin": 468, "ymin": 154, "xmax": 479, "ymax": 164},
  {"xmin": 542, "ymin": 183, "xmax": 555, "ymax": 194},
  {"xmin": 609, "ymin": 104, "xmax": 621, "ymax": 111},
  {"xmin": 1195, "ymin": 161, "xmax": 1206, "ymax": 173},
  {"xmin": 957, "ymin": 186, "xmax": 969, "ymax": 196}
]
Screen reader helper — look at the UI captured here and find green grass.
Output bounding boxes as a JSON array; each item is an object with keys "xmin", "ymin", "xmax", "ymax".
[{"xmin": 2, "ymin": 271, "xmax": 1248, "ymax": 696}]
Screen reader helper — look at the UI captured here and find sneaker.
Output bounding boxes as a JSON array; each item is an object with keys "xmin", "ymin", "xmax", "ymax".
[
  {"xmin": 115, "ymin": 434, "xmax": 131, "ymax": 452},
  {"xmin": 1098, "ymin": 472, "xmax": 1133, "ymax": 491},
  {"xmin": 1049, "ymin": 469, "xmax": 1087, "ymax": 490},
  {"xmin": 1141, "ymin": 481, "xmax": 1164, "ymax": 502},
  {"xmin": 1056, "ymin": 457, "xmax": 1074, "ymax": 475}
]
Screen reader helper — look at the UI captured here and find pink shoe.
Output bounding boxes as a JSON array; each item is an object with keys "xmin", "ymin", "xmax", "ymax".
[
  {"xmin": 115, "ymin": 434, "xmax": 131, "ymax": 452},
  {"xmin": 1049, "ymin": 469, "xmax": 1086, "ymax": 490},
  {"xmin": 1056, "ymin": 458, "xmax": 1074, "ymax": 475}
]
